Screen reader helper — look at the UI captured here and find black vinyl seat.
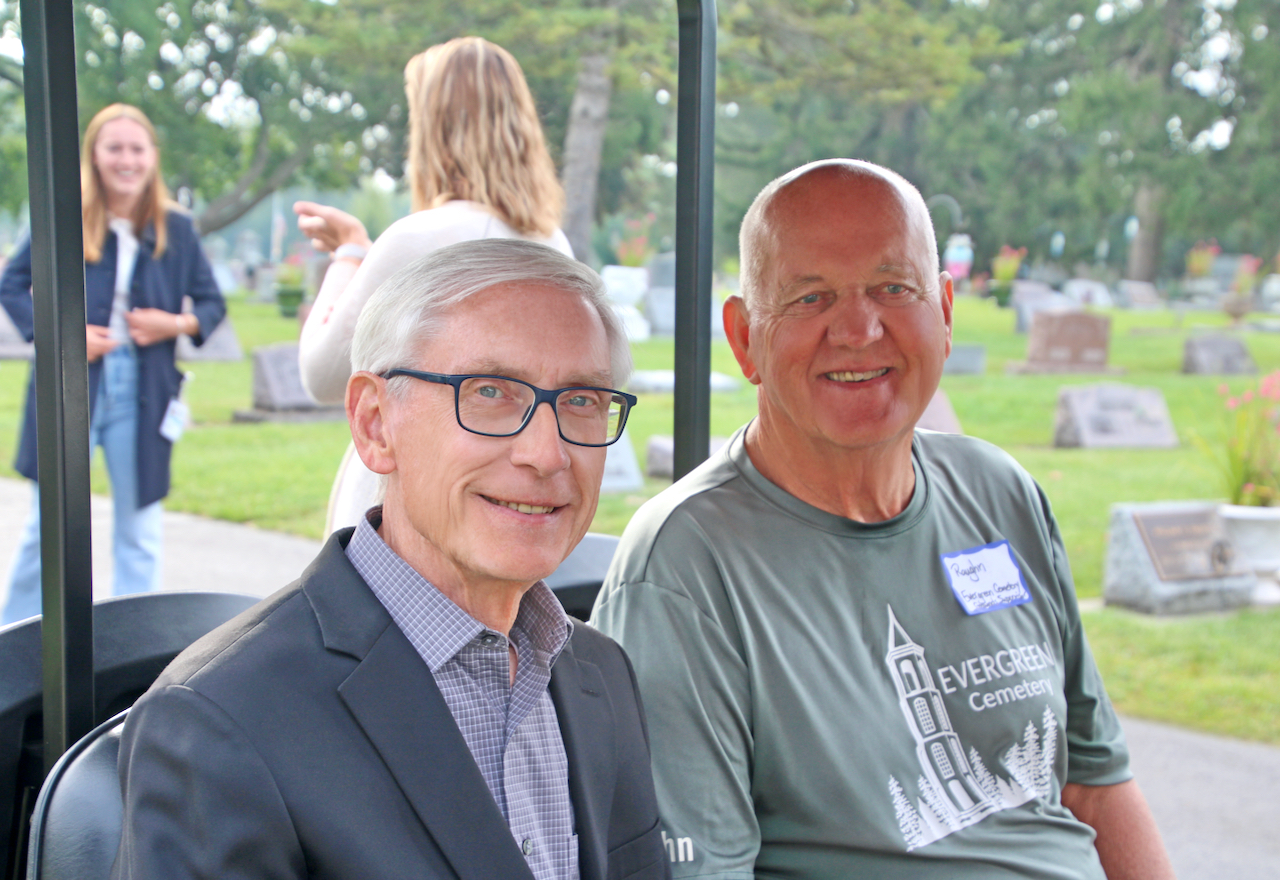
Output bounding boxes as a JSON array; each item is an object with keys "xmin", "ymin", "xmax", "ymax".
[
  {"xmin": 0, "ymin": 591, "xmax": 258, "ymax": 879},
  {"xmin": 24, "ymin": 711, "xmax": 125, "ymax": 880},
  {"xmin": 544, "ymin": 532, "xmax": 619, "ymax": 620}
]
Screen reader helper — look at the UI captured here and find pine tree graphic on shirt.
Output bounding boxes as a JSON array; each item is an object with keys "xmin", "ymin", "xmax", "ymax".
[{"xmin": 883, "ymin": 606, "xmax": 1060, "ymax": 851}]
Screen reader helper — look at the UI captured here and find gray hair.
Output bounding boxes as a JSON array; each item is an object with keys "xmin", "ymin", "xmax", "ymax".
[
  {"xmin": 351, "ymin": 238, "xmax": 632, "ymax": 393},
  {"xmin": 738, "ymin": 158, "xmax": 940, "ymax": 310}
]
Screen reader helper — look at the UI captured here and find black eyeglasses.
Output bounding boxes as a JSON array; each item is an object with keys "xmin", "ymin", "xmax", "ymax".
[{"xmin": 381, "ymin": 369, "xmax": 638, "ymax": 447}]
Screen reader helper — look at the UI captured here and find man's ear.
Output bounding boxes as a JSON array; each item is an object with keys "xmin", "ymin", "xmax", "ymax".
[
  {"xmin": 724, "ymin": 296, "xmax": 761, "ymax": 385},
  {"xmin": 347, "ymin": 372, "xmax": 397, "ymax": 476},
  {"xmin": 938, "ymin": 271, "xmax": 955, "ymax": 359}
]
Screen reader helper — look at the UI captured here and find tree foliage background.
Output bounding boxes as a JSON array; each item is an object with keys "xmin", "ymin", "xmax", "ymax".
[{"xmin": 0, "ymin": 0, "xmax": 1277, "ymax": 280}]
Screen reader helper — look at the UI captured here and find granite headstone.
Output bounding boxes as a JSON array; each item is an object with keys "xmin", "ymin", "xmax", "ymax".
[
  {"xmin": 1182, "ymin": 334, "xmax": 1256, "ymax": 375},
  {"xmin": 1104, "ymin": 501, "xmax": 1256, "ymax": 614},
  {"xmin": 1013, "ymin": 282, "xmax": 1078, "ymax": 333},
  {"xmin": 943, "ymin": 344, "xmax": 986, "ymax": 375},
  {"xmin": 1053, "ymin": 383, "xmax": 1178, "ymax": 448},
  {"xmin": 1010, "ymin": 312, "xmax": 1116, "ymax": 374},
  {"xmin": 234, "ymin": 342, "xmax": 344, "ymax": 422},
  {"xmin": 601, "ymin": 428, "xmax": 644, "ymax": 493}
]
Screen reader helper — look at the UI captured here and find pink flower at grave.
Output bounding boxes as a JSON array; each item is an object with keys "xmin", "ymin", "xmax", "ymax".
[
  {"xmin": 1226, "ymin": 397, "xmax": 1239, "ymax": 410},
  {"xmin": 1243, "ymin": 390, "xmax": 1254, "ymax": 403},
  {"xmin": 1218, "ymin": 383, "xmax": 1230, "ymax": 395},
  {"xmin": 1261, "ymin": 372, "xmax": 1280, "ymax": 400},
  {"xmin": 1243, "ymin": 483, "xmax": 1255, "ymax": 494}
]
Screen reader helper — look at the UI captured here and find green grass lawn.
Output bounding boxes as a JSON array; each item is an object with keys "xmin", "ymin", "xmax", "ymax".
[{"xmin": 1, "ymin": 294, "xmax": 1277, "ymax": 743}]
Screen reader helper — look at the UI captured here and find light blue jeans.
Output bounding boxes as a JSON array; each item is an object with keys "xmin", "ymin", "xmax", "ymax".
[{"xmin": 2, "ymin": 345, "xmax": 163, "ymax": 624}]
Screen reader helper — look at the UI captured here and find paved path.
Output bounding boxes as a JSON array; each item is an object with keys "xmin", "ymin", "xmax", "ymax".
[{"xmin": 0, "ymin": 477, "xmax": 1276, "ymax": 878}]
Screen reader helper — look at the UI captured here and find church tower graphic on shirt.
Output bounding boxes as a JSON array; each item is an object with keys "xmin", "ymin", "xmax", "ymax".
[{"xmin": 884, "ymin": 606, "xmax": 1059, "ymax": 851}]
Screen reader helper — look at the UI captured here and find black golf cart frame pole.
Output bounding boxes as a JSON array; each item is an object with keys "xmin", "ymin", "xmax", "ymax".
[
  {"xmin": 672, "ymin": 0, "xmax": 716, "ymax": 481},
  {"xmin": 20, "ymin": 0, "xmax": 96, "ymax": 771}
]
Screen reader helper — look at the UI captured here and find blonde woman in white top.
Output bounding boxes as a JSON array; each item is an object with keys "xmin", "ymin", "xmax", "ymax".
[{"xmin": 296, "ymin": 37, "xmax": 573, "ymax": 533}]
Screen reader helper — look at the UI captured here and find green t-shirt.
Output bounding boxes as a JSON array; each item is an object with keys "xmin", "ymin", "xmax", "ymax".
[{"xmin": 592, "ymin": 427, "xmax": 1130, "ymax": 879}]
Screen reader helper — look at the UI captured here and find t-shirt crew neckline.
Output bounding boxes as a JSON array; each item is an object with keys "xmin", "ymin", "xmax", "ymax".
[{"xmin": 724, "ymin": 423, "xmax": 931, "ymax": 539}]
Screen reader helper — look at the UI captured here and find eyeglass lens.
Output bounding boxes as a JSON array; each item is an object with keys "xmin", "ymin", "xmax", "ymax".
[{"xmin": 457, "ymin": 377, "xmax": 626, "ymax": 445}]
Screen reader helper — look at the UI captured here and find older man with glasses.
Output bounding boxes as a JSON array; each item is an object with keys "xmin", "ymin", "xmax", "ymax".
[{"xmin": 112, "ymin": 239, "xmax": 668, "ymax": 880}]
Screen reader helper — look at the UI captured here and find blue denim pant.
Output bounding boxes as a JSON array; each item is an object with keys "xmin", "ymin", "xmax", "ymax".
[{"xmin": 2, "ymin": 345, "xmax": 163, "ymax": 624}]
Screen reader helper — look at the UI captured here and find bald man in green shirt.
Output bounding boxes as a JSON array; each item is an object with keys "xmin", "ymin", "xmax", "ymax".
[{"xmin": 593, "ymin": 160, "xmax": 1176, "ymax": 880}]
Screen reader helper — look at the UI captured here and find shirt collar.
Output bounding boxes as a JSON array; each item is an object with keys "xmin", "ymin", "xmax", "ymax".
[{"xmin": 345, "ymin": 507, "xmax": 572, "ymax": 673}]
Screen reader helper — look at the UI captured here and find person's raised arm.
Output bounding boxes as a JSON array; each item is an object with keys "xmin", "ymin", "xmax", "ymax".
[{"xmin": 1062, "ymin": 779, "xmax": 1177, "ymax": 880}]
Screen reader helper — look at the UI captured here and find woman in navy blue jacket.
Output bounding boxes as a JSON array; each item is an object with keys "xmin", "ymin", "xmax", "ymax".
[{"xmin": 0, "ymin": 104, "xmax": 225, "ymax": 624}]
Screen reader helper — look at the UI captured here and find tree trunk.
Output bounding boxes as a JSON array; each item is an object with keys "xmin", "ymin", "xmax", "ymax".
[
  {"xmin": 1124, "ymin": 181, "xmax": 1165, "ymax": 282},
  {"xmin": 560, "ymin": 52, "xmax": 612, "ymax": 265}
]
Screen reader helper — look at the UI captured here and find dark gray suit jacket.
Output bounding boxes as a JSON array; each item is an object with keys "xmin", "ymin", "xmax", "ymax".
[{"xmin": 111, "ymin": 530, "xmax": 669, "ymax": 880}]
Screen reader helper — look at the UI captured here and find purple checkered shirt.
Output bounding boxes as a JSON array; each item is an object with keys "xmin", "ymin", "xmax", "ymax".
[{"xmin": 346, "ymin": 509, "xmax": 578, "ymax": 880}]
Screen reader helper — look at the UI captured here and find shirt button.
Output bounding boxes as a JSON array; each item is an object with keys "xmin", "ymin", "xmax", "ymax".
[
  {"xmin": 480, "ymin": 634, "xmax": 499, "ymax": 648},
  {"xmin": 522, "ymin": 838, "xmax": 533, "ymax": 855}
]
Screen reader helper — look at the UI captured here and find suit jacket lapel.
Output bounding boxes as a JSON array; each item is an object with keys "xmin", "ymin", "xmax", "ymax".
[
  {"xmin": 305, "ymin": 534, "xmax": 536, "ymax": 880},
  {"xmin": 551, "ymin": 635, "xmax": 616, "ymax": 880}
]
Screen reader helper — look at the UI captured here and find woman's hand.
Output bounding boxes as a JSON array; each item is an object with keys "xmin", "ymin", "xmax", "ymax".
[
  {"xmin": 86, "ymin": 325, "xmax": 118, "ymax": 363},
  {"xmin": 126, "ymin": 308, "xmax": 193, "ymax": 346},
  {"xmin": 293, "ymin": 201, "xmax": 373, "ymax": 254}
]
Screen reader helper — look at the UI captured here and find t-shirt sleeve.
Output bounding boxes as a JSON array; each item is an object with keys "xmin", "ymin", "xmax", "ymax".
[
  {"xmin": 1037, "ymin": 484, "xmax": 1132, "ymax": 787},
  {"xmin": 593, "ymin": 576, "xmax": 758, "ymax": 880}
]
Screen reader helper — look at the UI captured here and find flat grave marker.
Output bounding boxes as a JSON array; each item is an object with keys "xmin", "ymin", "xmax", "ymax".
[
  {"xmin": 1182, "ymin": 333, "xmax": 1256, "ymax": 375},
  {"xmin": 1053, "ymin": 383, "xmax": 1177, "ymax": 448},
  {"xmin": 1104, "ymin": 501, "xmax": 1256, "ymax": 614},
  {"xmin": 943, "ymin": 344, "xmax": 985, "ymax": 375}
]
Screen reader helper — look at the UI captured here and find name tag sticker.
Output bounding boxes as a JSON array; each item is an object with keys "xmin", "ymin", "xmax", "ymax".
[{"xmin": 940, "ymin": 540, "xmax": 1032, "ymax": 615}]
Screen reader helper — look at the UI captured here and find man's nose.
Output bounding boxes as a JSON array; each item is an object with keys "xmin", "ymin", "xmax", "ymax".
[
  {"xmin": 510, "ymin": 401, "xmax": 572, "ymax": 475},
  {"xmin": 826, "ymin": 292, "xmax": 885, "ymax": 347}
]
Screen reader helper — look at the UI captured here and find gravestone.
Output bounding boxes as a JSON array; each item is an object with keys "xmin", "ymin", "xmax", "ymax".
[
  {"xmin": 646, "ymin": 435, "xmax": 729, "ymax": 479},
  {"xmin": 1182, "ymin": 334, "xmax": 1256, "ymax": 375},
  {"xmin": 610, "ymin": 304, "xmax": 651, "ymax": 342},
  {"xmin": 176, "ymin": 315, "xmax": 244, "ymax": 362},
  {"xmin": 601, "ymin": 428, "xmax": 644, "ymax": 493},
  {"xmin": 1011, "ymin": 281, "xmax": 1073, "ymax": 333},
  {"xmin": 627, "ymin": 370, "xmax": 741, "ymax": 394},
  {"xmin": 1062, "ymin": 278, "xmax": 1113, "ymax": 308},
  {"xmin": 0, "ymin": 307, "xmax": 32, "ymax": 360},
  {"xmin": 1118, "ymin": 279, "xmax": 1162, "ymax": 309},
  {"xmin": 1104, "ymin": 501, "xmax": 1256, "ymax": 614},
  {"xmin": 233, "ymin": 342, "xmax": 344, "ymax": 422},
  {"xmin": 1010, "ymin": 312, "xmax": 1117, "ymax": 374},
  {"xmin": 601, "ymin": 265, "xmax": 648, "ymax": 307},
  {"xmin": 643, "ymin": 253, "xmax": 676, "ymax": 335},
  {"xmin": 1053, "ymin": 383, "xmax": 1178, "ymax": 448},
  {"xmin": 917, "ymin": 389, "xmax": 962, "ymax": 434},
  {"xmin": 943, "ymin": 343, "xmax": 985, "ymax": 375}
]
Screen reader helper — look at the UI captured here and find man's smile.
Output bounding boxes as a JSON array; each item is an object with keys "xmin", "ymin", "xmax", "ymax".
[
  {"xmin": 825, "ymin": 368, "xmax": 890, "ymax": 383},
  {"xmin": 482, "ymin": 495, "xmax": 559, "ymax": 515}
]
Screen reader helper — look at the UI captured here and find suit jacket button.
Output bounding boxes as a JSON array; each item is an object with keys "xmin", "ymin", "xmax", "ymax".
[{"xmin": 522, "ymin": 838, "xmax": 533, "ymax": 856}]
